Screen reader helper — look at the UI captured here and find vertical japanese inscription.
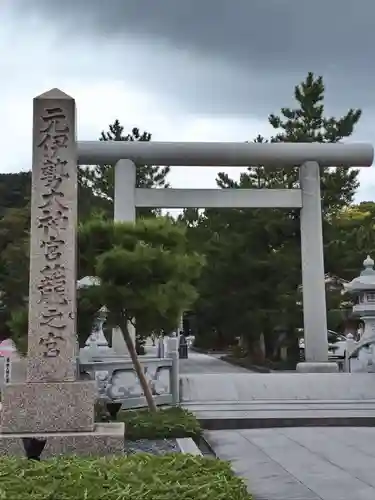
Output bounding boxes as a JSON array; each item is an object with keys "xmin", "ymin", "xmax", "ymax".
[
  {"xmin": 37, "ymin": 107, "xmax": 70, "ymax": 358},
  {"xmin": 28, "ymin": 89, "xmax": 77, "ymax": 382}
]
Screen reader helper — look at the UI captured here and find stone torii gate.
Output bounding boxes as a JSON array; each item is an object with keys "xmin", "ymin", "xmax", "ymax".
[
  {"xmin": 77, "ymin": 96, "xmax": 373, "ymax": 373},
  {"xmin": 41, "ymin": 89, "xmax": 375, "ymax": 374}
]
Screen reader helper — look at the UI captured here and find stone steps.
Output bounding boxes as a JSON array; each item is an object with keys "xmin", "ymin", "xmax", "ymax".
[{"xmin": 183, "ymin": 400, "xmax": 375, "ymax": 429}]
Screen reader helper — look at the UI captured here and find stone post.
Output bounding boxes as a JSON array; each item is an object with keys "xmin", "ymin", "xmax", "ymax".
[
  {"xmin": 344, "ymin": 333, "xmax": 355, "ymax": 372},
  {"xmin": 112, "ymin": 159, "xmax": 137, "ymax": 355},
  {"xmin": 297, "ymin": 162, "xmax": 336, "ymax": 373},
  {"xmin": 157, "ymin": 336, "xmax": 165, "ymax": 358},
  {"xmin": 27, "ymin": 90, "xmax": 79, "ymax": 382},
  {"xmin": 0, "ymin": 89, "xmax": 124, "ymax": 457},
  {"xmin": 167, "ymin": 337, "xmax": 180, "ymax": 405}
]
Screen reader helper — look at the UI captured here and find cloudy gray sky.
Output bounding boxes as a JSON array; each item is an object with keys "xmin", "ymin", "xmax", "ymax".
[{"xmin": 1, "ymin": 0, "xmax": 375, "ymax": 199}]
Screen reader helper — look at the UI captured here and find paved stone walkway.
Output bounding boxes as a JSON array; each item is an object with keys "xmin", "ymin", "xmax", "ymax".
[
  {"xmin": 144, "ymin": 342, "xmax": 250, "ymax": 374},
  {"xmin": 179, "ymin": 349, "xmax": 250, "ymax": 374},
  {"xmin": 145, "ymin": 341, "xmax": 375, "ymax": 499},
  {"xmin": 206, "ymin": 427, "xmax": 375, "ymax": 500}
]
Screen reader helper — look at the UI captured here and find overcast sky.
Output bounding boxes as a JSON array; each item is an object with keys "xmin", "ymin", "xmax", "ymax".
[{"xmin": 1, "ymin": 0, "xmax": 375, "ymax": 200}]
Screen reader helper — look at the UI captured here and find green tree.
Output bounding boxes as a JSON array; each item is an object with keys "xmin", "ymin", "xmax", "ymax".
[
  {"xmin": 6, "ymin": 307, "xmax": 28, "ymax": 355},
  {"xmin": 0, "ymin": 172, "xmax": 31, "ymax": 216},
  {"xmin": 78, "ymin": 216, "xmax": 204, "ymax": 411},
  {"xmin": 79, "ymin": 123, "xmax": 170, "ymax": 219},
  {"xmin": 184, "ymin": 72, "xmax": 362, "ymax": 359},
  {"xmin": 326, "ymin": 201, "xmax": 375, "ymax": 279},
  {"xmin": 0, "ymin": 207, "xmax": 30, "ymax": 342}
]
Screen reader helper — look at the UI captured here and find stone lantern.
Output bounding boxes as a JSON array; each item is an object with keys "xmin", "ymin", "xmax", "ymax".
[
  {"xmin": 77, "ymin": 276, "xmax": 115, "ymax": 360},
  {"xmin": 345, "ymin": 255, "xmax": 375, "ymax": 342},
  {"xmin": 83, "ymin": 306, "xmax": 112, "ymax": 355}
]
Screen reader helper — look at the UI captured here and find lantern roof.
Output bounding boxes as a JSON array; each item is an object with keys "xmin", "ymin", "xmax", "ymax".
[{"xmin": 344, "ymin": 256, "xmax": 375, "ymax": 293}]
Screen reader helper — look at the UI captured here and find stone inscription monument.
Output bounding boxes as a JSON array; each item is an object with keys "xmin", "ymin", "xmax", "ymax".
[
  {"xmin": 0, "ymin": 89, "xmax": 124, "ymax": 457},
  {"xmin": 28, "ymin": 90, "xmax": 78, "ymax": 382}
]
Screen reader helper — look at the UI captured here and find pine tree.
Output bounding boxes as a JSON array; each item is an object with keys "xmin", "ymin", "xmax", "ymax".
[
  {"xmin": 218, "ymin": 72, "xmax": 361, "ymax": 212},
  {"xmin": 187, "ymin": 72, "xmax": 362, "ymax": 357},
  {"xmin": 79, "ymin": 121, "xmax": 170, "ymax": 218}
]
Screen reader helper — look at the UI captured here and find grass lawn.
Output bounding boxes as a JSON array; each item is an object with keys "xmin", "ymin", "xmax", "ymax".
[
  {"xmin": 3, "ymin": 406, "xmax": 251, "ymax": 498},
  {"xmin": 0, "ymin": 454, "xmax": 252, "ymax": 499}
]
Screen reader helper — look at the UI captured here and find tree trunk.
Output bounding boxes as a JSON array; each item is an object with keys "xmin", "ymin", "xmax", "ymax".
[{"xmin": 120, "ymin": 318, "xmax": 157, "ymax": 412}]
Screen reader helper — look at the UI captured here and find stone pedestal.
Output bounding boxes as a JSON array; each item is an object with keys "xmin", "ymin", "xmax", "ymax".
[
  {"xmin": 0, "ymin": 88, "xmax": 124, "ymax": 458},
  {"xmin": 1, "ymin": 381, "xmax": 96, "ymax": 433},
  {"xmin": 0, "ymin": 423, "xmax": 124, "ymax": 458}
]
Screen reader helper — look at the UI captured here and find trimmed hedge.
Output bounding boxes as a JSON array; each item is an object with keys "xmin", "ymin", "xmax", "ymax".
[
  {"xmin": 0, "ymin": 455, "xmax": 252, "ymax": 500},
  {"xmin": 118, "ymin": 407, "xmax": 202, "ymax": 441}
]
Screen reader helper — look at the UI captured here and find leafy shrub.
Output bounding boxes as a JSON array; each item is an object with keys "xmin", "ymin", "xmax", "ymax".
[
  {"xmin": 0, "ymin": 455, "xmax": 252, "ymax": 499},
  {"xmin": 119, "ymin": 407, "xmax": 202, "ymax": 441},
  {"xmin": 6, "ymin": 307, "xmax": 28, "ymax": 355}
]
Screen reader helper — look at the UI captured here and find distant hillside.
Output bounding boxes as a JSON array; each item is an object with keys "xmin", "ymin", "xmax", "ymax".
[
  {"xmin": 0, "ymin": 171, "xmax": 111, "ymax": 221},
  {"xmin": 0, "ymin": 172, "xmax": 31, "ymax": 215}
]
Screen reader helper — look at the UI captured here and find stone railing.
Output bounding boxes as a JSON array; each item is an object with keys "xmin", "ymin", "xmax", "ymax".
[
  {"xmin": 79, "ymin": 355, "xmax": 179, "ymax": 408},
  {"xmin": 0, "ymin": 342, "xmax": 180, "ymax": 409}
]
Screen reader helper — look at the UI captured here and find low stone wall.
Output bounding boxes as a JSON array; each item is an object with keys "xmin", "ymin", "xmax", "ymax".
[{"xmin": 180, "ymin": 372, "xmax": 375, "ymax": 403}]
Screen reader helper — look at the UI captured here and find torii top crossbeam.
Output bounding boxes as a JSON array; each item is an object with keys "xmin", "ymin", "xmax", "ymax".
[{"xmin": 77, "ymin": 141, "xmax": 374, "ymax": 167}]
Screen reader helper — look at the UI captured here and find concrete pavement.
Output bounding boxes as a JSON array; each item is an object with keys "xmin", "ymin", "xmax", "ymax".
[
  {"xmin": 144, "ymin": 341, "xmax": 375, "ymax": 499},
  {"xmin": 206, "ymin": 427, "xmax": 375, "ymax": 500},
  {"xmin": 144, "ymin": 342, "xmax": 251, "ymax": 374},
  {"xmin": 179, "ymin": 349, "xmax": 250, "ymax": 374}
]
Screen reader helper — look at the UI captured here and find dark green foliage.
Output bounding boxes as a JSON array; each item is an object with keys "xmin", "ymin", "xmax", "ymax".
[
  {"xmin": 0, "ymin": 171, "xmax": 109, "ymax": 223},
  {"xmin": 0, "ymin": 455, "xmax": 252, "ymax": 500},
  {"xmin": 0, "ymin": 172, "xmax": 31, "ymax": 216},
  {"xmin": 118, "ymin": 407, "xmax": 202, "ymax": 441},
  {"xmin": 6, "ymin": 308, "xmax": 28, "ymax": 355},
  {"xmin": 0, "ymin": 207, "xmax": 30, "ymax": 341},
  {"xmin": 184, "ymin": 72, "xmax": 362, "ymax": 359},
  {"xmin": 78, "ymin": 217, "xmax": 204, "ymax": 335},
  {"xmin": 78, "ymin": 122, "xmax": 170, "ymax": 218}
]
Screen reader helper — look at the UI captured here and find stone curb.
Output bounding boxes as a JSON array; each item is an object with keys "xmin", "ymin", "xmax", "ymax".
[
  {"xmin": 198, "ymin": 415, "xmax": 375, "ymax": 430},
  {"xmin": 176, "ymin": 437, "xmax": 203, "ymax": 455}
]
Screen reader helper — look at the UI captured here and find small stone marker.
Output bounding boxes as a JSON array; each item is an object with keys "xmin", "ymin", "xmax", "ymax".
[{"xmin": 0, "ymin": 89, "xmax": 124, "ymax": 457}]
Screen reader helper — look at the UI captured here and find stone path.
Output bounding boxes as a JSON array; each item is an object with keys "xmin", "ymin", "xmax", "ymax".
[
  {"xmin": 144, "ymin": 342, "xmax": 250, "ymax": 374},
  {"xmin": 206, "ymin": 427, "xmax": 375, "ymax": 500},
  {"xmin": 181, "ymin": 371, "xmax": 375, "ymax": 428},
  {"xmin": 145, "ymin": 341, "xmax": 375, "ymax": 498},
  {"xmin": 173, "ymin": 348, "xmax": 375, "ymax": 499},
  {"xmin": 179, "ymin": 349, "xmax": 250, "ymax": 374}
]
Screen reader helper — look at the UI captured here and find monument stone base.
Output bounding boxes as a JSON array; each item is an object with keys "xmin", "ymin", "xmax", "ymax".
[
  {"xmin": 1, "ymin": 381, "xmax": 96, "ymax": 433},
  {"xmin": 296, "ymin": 361, "xmax": 339, "ymax": 373},
  {"xmin": 0, "ymin": 422, "xmax": 125, "ymax": 458}
]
